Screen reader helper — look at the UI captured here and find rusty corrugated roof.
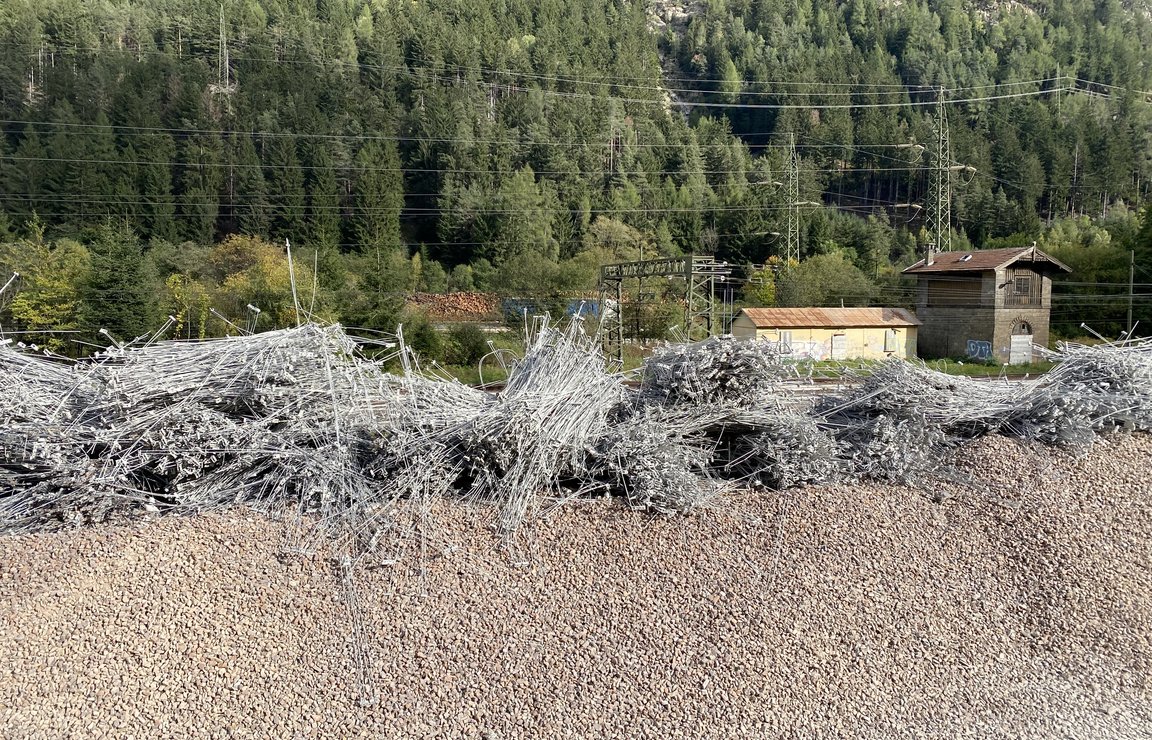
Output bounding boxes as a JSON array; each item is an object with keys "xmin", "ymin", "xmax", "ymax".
[
  {"xmin": 902, "ymin": 246, "xmax": 1072, "ymax": 274},
  {"xmin": 737, "ymin": 307, "xmax": 922, "ymax": 328}
]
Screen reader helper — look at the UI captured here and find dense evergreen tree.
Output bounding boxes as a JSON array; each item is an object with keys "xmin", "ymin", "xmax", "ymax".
[
  {"xmin": 305, "ymin": 142, "xmax": 342, "ymax": 250},
  {"xmin": 137, "ymin": 132, "xmax": 178, "ymax": 241},
  {"xmin": 265, "ymin": 136, "xmax": 306, "ymax": 240},
  {"xmin": 3, "ymin": 126, "xmax": 47, "ymax": 222},
  {"xmin": 231, "ymin": 134, "xmax": 270, "ymax": 237},
  {"xmin": 353, "ymin": 139, "xmax": 403, "ymax": 253},
  {"xmin": 79, "ymin": 224, "xmax": 154, "ymax": 340},
  {"xmin": 0, "ymin": 0, "xmax": 1147, "ymax": 340},
  {"xmin": 177, "ymin": 133, "xmax": 224, "ymax": 244}
]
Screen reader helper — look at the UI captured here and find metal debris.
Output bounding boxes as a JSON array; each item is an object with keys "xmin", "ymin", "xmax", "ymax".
[
  {"xmin": 591, "ymin": 405, "xmax": 723, "ymax": 515},
  {"xmin": 712, "ymin": 411, "xmax": 843, "ymax": 490},
  {"xmin": 818, "ymin": 335, "xmax": 1152, "ymax": 482},
  {"xmin": 640, "ymin": 334, "xmax": 793, "ymax": 407},
  {"xmin": 2, "ymin": 324, "xmax": 1151, "ymax": 543}
]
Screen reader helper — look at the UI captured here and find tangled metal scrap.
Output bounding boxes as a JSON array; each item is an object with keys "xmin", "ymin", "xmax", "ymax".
[
  {"xmin": 2, "ymin": 324, "xmax": 1151, "ymax": 549},
  {"xmin": 818, "ymin": 336, "xmax": 1152, "ymax": 483}
]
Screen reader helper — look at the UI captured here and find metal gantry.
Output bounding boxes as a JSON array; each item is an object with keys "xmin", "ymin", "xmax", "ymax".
[
  {"xmin": 210, "ymin": 4, "xmax": 236, "ymax": 97},
  {"xmin": 598, "ymin": 255, "xmax": 735, "ymax": 363}
]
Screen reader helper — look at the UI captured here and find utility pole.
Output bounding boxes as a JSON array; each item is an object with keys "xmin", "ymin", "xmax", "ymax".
[
  {"xmin": 781, "ymin": 134, "xmax": 821, "ymax": 264},
  {"xmin": 218, "ymin": 4, "xmax": 230, "ymax": 90},
  {"xmin": 926, "ymin": 88, "xmax": 952, "ymax": 255},
  {"xmin": 785, "ymin": 132, "xmax": 801, "ymax": 264},
  {"xmin": 1129, "ymin": 249, "xmax": 1136, "ymax": 338},
  {"xmin": 211, "ymin": 4, "xmax": 235, "ymax": 99}
]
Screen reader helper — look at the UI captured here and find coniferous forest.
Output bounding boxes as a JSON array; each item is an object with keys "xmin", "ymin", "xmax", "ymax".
[{"xmin": 0, "ymin": 0, "xmax": 1150, "ymax": 351}]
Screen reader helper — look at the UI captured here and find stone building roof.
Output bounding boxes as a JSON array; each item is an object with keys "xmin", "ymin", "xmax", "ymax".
[{"xmin": 902, "ymin": 246, "xmax": 1072, "ymax": 275}]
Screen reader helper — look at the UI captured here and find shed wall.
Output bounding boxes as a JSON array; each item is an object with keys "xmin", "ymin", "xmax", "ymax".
[
  {"xmin": 730, "ymin": 314, "xmax": 759, "ymax": 340},
  {"xmin": 747, "ymin": 326, "xmax": 916, "ymax": 360}
]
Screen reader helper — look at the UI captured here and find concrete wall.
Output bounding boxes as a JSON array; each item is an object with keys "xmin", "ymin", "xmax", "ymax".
[{"xmin": 731, "ymin": 321, "xmax": 917, "ymax": 360}]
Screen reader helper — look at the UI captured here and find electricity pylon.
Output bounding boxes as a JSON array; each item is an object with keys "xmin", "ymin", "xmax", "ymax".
[
  {"xmin": 785, "ymin": 133, "xmax": 801, "ymax": 263},
  {"xmin": 926, "ymin": 90, "xmax": 952, "ymax": 253}
]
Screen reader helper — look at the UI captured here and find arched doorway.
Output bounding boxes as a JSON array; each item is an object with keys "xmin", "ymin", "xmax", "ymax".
[{"xmin": 1009, "ymin": 319, "xmax": 1034, "ymax": 364}]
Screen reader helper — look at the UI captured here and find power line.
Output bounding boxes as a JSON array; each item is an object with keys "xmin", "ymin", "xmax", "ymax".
[
  {"xmin": 0, "ymin": 152, "xmax": 931, "ymax": 177},
  {"xmin": 471, "ymin": 81, "xmax": 1066, "ymax": 110},
  {"xmin": 1, "ymin": 118, "xmax": 778, "ymax": 149},
  {"xmin": 17, "ymin": 40, "xmax": 1074, "ymax": 95}
]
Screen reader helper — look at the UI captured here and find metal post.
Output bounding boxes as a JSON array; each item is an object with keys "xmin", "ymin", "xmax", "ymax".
[
  {"xmin": 684, "ymin": 261, "xmax": 694, "ymax": 341},
  {"xmin": 1128, "ymin": 249, "xmax": 1135, "ymax": 338},
  {"xmin": 614, "ymin": 280, "xmax": 624, "ymax": 364},
  {"xmin": 0, "ymin": 272, "xmax": 18, "ymax": 298},
  {"xmin": 285, "ymin": 238, "xmax": 302, "ymax": 326},
  {"xmin": 709, "ymin": 272, "xmax": 716, "ymax": 337}
]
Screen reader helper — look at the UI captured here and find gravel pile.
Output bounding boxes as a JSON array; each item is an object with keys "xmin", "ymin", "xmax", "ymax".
[{"xmin": 2, "ymin": 433, "xmax": 1150, "ymax": 739}]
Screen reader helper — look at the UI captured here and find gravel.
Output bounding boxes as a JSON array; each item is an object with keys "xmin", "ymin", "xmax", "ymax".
[{"xmin": 1, "ymin": 433, "xmax": 1150, "ymax": 739}]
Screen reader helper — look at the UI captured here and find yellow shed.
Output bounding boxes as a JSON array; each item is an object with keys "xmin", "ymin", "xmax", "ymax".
[{"xmin": 730, "ymin": 307, "xmax": 921, "ymax": 360}]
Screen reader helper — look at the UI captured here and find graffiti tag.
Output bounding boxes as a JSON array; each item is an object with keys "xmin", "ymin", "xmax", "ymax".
[
  {"xmin": 966, "ymin": 340, "xmax": 992, "ymax": 360},
  {"xmin": 783, "ymin": 340, "xmax": 829, "ymax": 361}
]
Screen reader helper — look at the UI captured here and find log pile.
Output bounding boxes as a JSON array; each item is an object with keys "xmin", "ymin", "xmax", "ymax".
[{"xmin": 404, "ymin": 291, "xmax": 502, "ymax": 322}]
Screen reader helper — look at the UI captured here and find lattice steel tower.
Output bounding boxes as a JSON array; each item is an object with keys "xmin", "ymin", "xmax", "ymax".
[
  {"xmin": 926, "ymin": 91, "xmax": 952, "ymax": 253},
  {"xmin": 211, "ymin": 4, "xmax": 236, "ymax": 96},
  {"xmin": 785, "ymin": 132, "xmax": 801, "ymax": 263}
]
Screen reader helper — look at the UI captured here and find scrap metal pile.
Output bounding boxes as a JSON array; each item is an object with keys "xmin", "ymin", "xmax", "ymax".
[
  {"xmin": 2, "ymin": 323, "xmax": 1151, "ymax": 547},
  {"xmin": 0, "ymin": 326, "xmax": 391, "ymax": 550},
  {"xmin": 818, "ymin": 337, "xmax": 1152, "ymax": 480}
]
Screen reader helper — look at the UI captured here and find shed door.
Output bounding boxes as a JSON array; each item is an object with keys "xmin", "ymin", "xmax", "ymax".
[
  {"xmin": 1009, "ymin": 320, "xmax": 1033, "ymax": 364},
  {"xmin": 830, "ymin": 333, "xmax": 848, "ymax": 361},
  {"xmin": 883, "ymin": 329, "xmax": 899, "ymax": 353}
]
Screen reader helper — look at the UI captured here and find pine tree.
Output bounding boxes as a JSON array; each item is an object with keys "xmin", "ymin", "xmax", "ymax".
[
  {"xmin": 264, "ymin": 136, "xmax": 306, "ymax": 240},
  {"xmin": 1135, "ymin": 203, "xmax": 1152, "ymax": 269},
  {"xmin": 0, "ymin": 127, "xmax": 45, "ymax": 223},
  {"xmin": 353, "ymin": 139, "xmax": 404, "ymax": 252},
  {"xmin": 138, "ymin": 133, "xmax": 177, "ymax": 241},
  {"xmin": 111, "ymin": 142, "xmax": 139, "ymax": 223},
  {"xmin": 718, "ymin": 57, "xmax": 742, "ymax": 103},
  {"xmin": 231, "ymin": 134, "xmax": 271, "ymax": 237},
  {"xmin": 177, "ymin": 134, "xmax": 224, "ymax": 243},
  {"xmin": 85, "ymin": 111, "xmax": 119, "ymax": 224},
  {"xmin": 80, "ymin": 223, "xmax": 154, "ymax": 341},
  {"xmin": 43, "ymin": 102, "xmax": 85, "ymax": 230},
  {"xmin": 306, "ymin": 142, "xmax": 342, "ymax": 250}
]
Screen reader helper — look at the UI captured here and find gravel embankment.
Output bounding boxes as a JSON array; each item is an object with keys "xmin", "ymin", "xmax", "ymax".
[{"xmin": 1, "ymin": 434, "xmax": 1150, "ymax": 739}]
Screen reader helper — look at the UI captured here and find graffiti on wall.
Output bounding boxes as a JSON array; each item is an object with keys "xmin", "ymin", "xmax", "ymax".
[
  {"xmin": 966, "ymin": 339, "xmax": 992, "ymax": 360},
  {"xmin": 783, "ymin": 340, "xmax": 829, "ymax": 361}
]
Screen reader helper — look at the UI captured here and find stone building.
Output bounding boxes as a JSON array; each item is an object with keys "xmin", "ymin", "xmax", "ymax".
[
  {"xmin": 730, "ymin": 307, "xmax": 920, "ymax": 360},
  {"xmin": 902, "ymin": 246, "xmax": 1071, "ymax": 364}
]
